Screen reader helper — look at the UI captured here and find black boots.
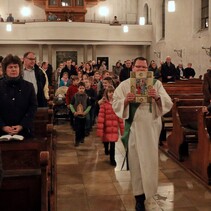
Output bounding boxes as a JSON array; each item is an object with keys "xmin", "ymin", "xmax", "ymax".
[
  {"xmin": 135, "ymin": 194, "xmax": 146, "ymax": 211},
  {"xmin": 104, "ymin": 142, "xmax": 110, "ymax": 155},
  {"xmin": 109, "ymin": 142, "xmax": 116, "ymax": 166},
  {"xmin": 104, "ymin": 142, "xmax": 116, "ymax": 166}
]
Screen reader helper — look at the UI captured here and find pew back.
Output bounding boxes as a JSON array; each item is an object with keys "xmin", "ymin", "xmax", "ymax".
[
  {"xmin": 167, "ymin": 97, "xmax": 202, "ymax": 160},
  {"xmin": 163, "ymin": 80, "xmax": 203, "ymax": 100},
  {"xmin": 0, "ymin": 150, "xmax": 49, "ymax": 211},
  {"xmin": 189, "ymin": 109, "xmax": 211, "ymax": 185}
]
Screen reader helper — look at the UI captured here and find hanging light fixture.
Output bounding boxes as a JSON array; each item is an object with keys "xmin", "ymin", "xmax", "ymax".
[{"xmin": 168, "ymin": 1, "xmax": 175, "ymax": 12}]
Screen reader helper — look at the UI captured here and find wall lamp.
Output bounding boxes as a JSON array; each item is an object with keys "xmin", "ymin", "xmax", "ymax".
[
  {"xmin": 6, "ymin": 23, "xmax": 12, "ymax": 32},
  {"xmin": 168, "ymin": 0, "xmax": 175, "ymax": 12},
  {"xmin": 174, "ymin": 49, "xmax": 182, "ymax": 58},
  {"xmin": 154, "ymin": 50, "xmax": 161, "ymax": 59},
  {"xmin": 202, "ymin": 46, "xmax": 211, "ymax": 57}
]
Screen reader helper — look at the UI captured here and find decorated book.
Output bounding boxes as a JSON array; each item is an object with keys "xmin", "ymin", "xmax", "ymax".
[
  {"xmin": 0, "ymin": 134, "xmax": 24, "ymax": 142},
  {"xmin": 130, "ymin": 71, "xmax": 153, "ymax": 103}
]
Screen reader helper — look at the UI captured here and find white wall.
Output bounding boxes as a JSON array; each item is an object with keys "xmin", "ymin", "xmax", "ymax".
[
  {"xmin": 86, "ymin": 0, "xmax": 138, "ymax": 23},
  {"xmin": 0, "ymin": 0, "xmax": 211, "ymax": 77},
  {"xmin": 0, "ymin": 0, "xmax": 45, "ymax": 21},
  {"xmin": 146, "ymin": 0, "xmax": 211, "ymax": 77},
  {"xmin": 0, "ymin": 44, "xmax": 142, "ymax": 70}
]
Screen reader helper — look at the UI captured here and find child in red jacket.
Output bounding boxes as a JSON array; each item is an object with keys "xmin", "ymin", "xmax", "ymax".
[{"xmin": 97, "ymin": 85, "xmax": 124, "ymax": 166}]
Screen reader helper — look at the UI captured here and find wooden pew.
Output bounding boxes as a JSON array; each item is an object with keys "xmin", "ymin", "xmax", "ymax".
[
  {"xmin": 163, "ymin": 85, "xmax": 202, "ymax": 95},
  {"xmin": 160, "ymin": 98, "xmax": 203, "ymax": 142},
  {"xmin": 0, "ymin": 140, "xmax": 49, "ymax": 211},
  {"xmin": 160, "ymin": 81, "xmax": 203, "ymax": 141},
  {"xmin": 172, "ymin": 78, "xmax": 203, "ymax": 84},
  {"xmin": 33, "ymin": 107, "xmax": 56, "ymax": 209},
  {"xmin": 189, "ymin": 109, "xmax": 211, "ymax": 185},
  {"xmin": 33, "ymin": 107, "xmax": 54, "ymax": 137},
  {"xmin": 163, "ymin": 80, "xmax": 203, "ymax": 98},
  {"xmin": 0, "ymin": 108, "xmax": 56, "ymax": 211},
  {"xmin": 167, "ymin": 98, "xmax": 203, "ymax": 161}
]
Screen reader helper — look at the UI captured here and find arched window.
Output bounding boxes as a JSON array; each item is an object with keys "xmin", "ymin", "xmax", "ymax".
[
  {"xmin": 201, "ymin": 0, "xmax": 209, "ymax": 29},
  {"xmin": 143, "ymin": 3, "xmax": 149, "ymax": 24},
  {"xmin": 162, "ymin": 0, "xmax": 165, "ymax": 38}
]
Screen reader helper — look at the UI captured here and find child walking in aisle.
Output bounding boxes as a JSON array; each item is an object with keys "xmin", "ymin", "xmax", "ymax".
[
  {"xmin": 97, "ymin": 86, "xmax": 124, "ymax": 166},
  {"xmin": 70, "ymin": 82, "xmax": 91, "ymax": 146}
]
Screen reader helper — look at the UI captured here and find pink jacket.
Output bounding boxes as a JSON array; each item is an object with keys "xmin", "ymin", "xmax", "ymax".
[{"xmin": 97, "ymin": 101, "xmax": 124, "ymax": 142}]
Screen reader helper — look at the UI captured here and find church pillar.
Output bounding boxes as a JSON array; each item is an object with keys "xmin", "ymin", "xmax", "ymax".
[
  {"xmin": 92, "ymin": 45, "xmax": 96, "ymax": 61},
  {"xmin": 38, "ymin": 44, "xmax": 43, "ymax": 63},
  {"xmin": 145, "ymin": 45, "xmax": 150, "ymax": 61},
  {"xmin": 83, "ymin": 45, "xmax": 87, "ymax": 62},
  {"xmin": 48, "ymin": 45, "xmax": 52, "ymax": 64}
]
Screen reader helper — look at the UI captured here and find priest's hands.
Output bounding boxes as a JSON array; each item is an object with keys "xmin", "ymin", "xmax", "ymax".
[
  {"xmin": 124, "ymin": 93, "xmax": 135, "ymax": 106},
  {"xmin": 148, "ymin": 88, "xmax": 160, "ymax": 101}
]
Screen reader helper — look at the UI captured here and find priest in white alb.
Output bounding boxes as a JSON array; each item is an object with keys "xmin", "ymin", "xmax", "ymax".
[{"xmin": 112, "ymin": 56, "xmax": 173, "ymax": 211}]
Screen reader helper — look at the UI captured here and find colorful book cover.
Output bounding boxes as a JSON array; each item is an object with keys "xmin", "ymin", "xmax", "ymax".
[{"xmin": 130, "ymin": 71, "xmax": 153, "ymax": 103}]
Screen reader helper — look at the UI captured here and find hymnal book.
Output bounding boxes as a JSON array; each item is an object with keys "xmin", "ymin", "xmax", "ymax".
[
  {"xmin": 130, "ymin": 71, "xmax": 153, "ymax": 103},
  {"xmin": 0, "ymin": 134, "xmax": 24, "ymax": 142}
]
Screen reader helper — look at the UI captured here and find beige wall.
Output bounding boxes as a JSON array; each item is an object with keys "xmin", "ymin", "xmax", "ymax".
[
  {"xmin": 0, "ymin": 44, "xmax": 142, "ymax": 71},
  {"xmin": 0, "ymin": 0, "xmax": 45, "ymax": 21},
  {"xmin": 146, "ymin": 0, "xmax": 211, "ymax": 77},
  {"xmin": 0, "ymin": 0, "xmax": 211, "ymax": 77},
  {"xmin": 0, "ymin": 21, "xmax": 151, "ymax": 70}
]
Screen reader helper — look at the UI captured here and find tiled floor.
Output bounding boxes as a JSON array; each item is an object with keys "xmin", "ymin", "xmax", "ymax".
[{"xmin": 55, "ymin": 120, "xmax": 211, "ymax": 211}]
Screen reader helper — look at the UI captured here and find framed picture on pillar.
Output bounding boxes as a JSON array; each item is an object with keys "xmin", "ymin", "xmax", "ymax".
[
  {"xmin": 97, "ymin": 57, "xmax": 109, "ymax": 70},
  {"xmin": 56, "ymin": 51, "xmax": 77, "ymax": 68}
]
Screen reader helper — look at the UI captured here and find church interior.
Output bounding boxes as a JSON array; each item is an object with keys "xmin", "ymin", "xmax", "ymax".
[{"xmin": 0, "ymin": 0, "xmax": 211, "ymax": 210}]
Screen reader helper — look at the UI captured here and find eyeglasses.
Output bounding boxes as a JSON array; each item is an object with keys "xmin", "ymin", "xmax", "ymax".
[
  {"xmin": 134, "ymin": 65, "xmax": 148, "ymax": 69},
  {"xmin": 26, "ymin": 57, "xmax": 36, "ymax": 61}
]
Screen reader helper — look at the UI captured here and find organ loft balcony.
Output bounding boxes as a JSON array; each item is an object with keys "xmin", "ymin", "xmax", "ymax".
[{"xmin": 33, "ymin": 0, "xmax": 104, "ymax": 22}]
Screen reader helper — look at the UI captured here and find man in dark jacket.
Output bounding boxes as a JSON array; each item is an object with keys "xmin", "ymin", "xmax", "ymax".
[
  {"xmin": 119, "ymin": 60, "xmax": 132, "ymax": 82},
  {"xmin": 203, "ymin": 69, "xmax": 211, "ymax": 106},
  {"xmin": 161, "ymin": 56, "xmax": 176, "ymax": 83},
  {"xmin": 184, "ymin": 63, "xmax": 195, "ymax": 79},
  {"xmin": 23, "ymin": 51, "xmax": 47, "ymax": 107},
  {"xmin": 0, "ymin": 150, "xmax": 3, "ymax": 187},
  {"xmin": 60, "ymin": 59, "xmax": 77, "ymax": 79}
]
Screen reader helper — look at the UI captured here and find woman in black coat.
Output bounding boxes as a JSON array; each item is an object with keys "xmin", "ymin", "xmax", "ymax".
[{"xmin": 0, "ymin": 54, "xmax": 38, "ymax": 137}]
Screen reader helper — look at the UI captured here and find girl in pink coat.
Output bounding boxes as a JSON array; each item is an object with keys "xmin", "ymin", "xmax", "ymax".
[{"xmin": 97, "ymin": 85, "xmax": 124, "ymax": 166}]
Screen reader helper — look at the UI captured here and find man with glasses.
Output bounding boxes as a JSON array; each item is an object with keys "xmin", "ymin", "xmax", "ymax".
[
  {"xmin": 23, "ymin": 52, "xmax": 47, "ymax": 107},
  {"xmin": 112, "ymin": 57, "xmax": 173, "ymax": 211}
]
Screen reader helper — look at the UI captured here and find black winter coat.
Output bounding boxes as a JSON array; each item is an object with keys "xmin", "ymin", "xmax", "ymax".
[
  {"xmin": 0, "ymin": 77, "xmax": 38, "ymax": 136},
  {"xmin": 34, "ymin": 64, "xmax": 47, "ymax": 107}
]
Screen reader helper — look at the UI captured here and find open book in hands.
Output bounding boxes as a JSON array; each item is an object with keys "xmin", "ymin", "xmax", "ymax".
[{"xmin": 0, "ymin": 134, "xmax": 24, "ymax": 142}]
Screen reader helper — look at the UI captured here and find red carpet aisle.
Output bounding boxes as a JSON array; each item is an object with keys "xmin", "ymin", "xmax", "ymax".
[{"xmin": 55, "ymin": 120, "xmax": 211, "ymax": 211}]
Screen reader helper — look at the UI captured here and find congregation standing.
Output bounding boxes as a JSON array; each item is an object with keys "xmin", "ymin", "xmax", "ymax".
[{"xmin": 0, "ymin": 52, "xmax": 206, "ymax": 210}]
